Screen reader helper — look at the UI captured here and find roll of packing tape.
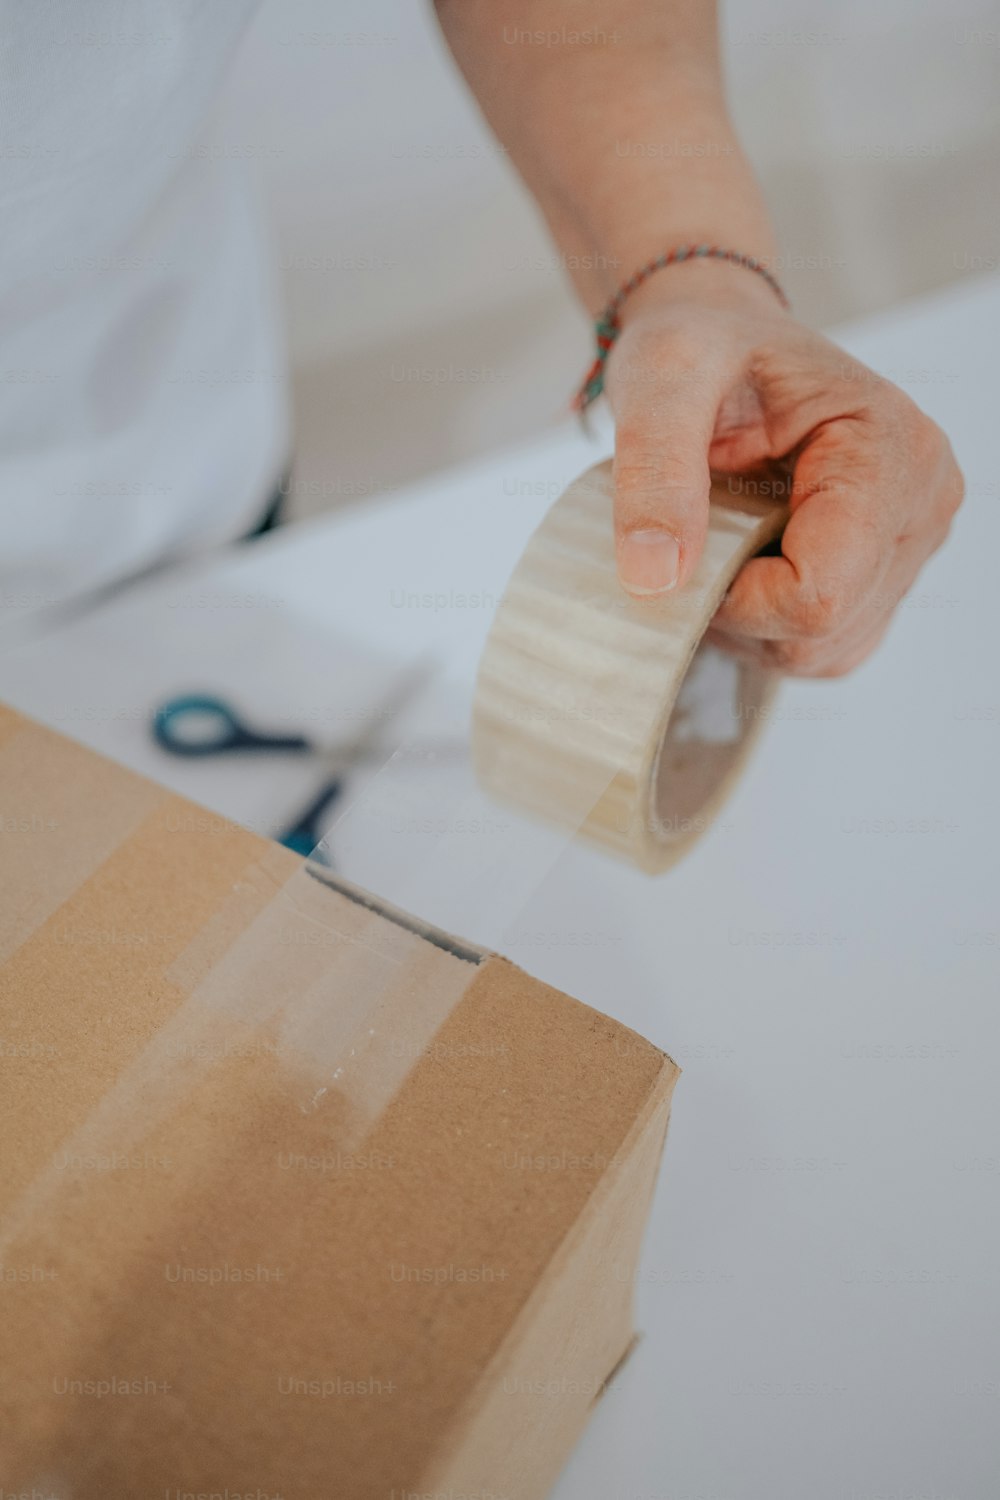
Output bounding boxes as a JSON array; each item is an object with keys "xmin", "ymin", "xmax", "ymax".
[{"xmin": 472, "ymin": 459, "xmax": 789, "ymax": 873}]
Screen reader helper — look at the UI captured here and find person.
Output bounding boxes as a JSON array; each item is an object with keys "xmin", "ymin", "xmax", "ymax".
[{"xmin": 1, "ymin": 1, "xmax": 963, "ymax": 678}]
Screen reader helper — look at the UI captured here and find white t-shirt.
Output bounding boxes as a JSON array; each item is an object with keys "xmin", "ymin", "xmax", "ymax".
[{"xmin": 0, "ymin": 0, "xmax": 287, "ymax": 632}]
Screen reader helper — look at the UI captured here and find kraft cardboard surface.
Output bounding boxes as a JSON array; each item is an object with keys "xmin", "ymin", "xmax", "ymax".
[{"xmin": 0, "ymin": 704, "xmax": 678, "ymax": 1499}]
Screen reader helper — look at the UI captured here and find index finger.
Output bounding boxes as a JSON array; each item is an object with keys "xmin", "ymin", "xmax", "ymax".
[{"xmin": 713, "ymin": 424, "xmax": 899, "ymax": 642}]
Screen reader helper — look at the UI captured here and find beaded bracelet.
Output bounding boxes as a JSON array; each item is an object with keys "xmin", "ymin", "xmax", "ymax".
[{"xmin": 572, "ymin": 243, "xmax": 789, "ymax": 414}]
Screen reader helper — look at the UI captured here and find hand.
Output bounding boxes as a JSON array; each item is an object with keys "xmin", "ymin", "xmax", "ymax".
[{"xmin": 605, "ymin": 267, "xmax": 965, "ymax": 677}]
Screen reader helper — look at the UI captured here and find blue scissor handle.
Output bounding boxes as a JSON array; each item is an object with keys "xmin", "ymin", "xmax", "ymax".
[
  {"xmin": 152, "ymin": 694, "xmax": 311, "ymax": 758},
  {"xmin": 277, "ymin": 778, "xmax": 344, "ymax": 857}
]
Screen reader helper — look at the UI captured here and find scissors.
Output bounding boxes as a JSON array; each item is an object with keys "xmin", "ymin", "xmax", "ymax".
[{"xmin": 152, "ymin": 661, "xmax": 439, "ymax": 858}]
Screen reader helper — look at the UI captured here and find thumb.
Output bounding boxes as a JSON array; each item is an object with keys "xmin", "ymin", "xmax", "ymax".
[{"xmin": 608, "ymin": 346, "xmax": 728, "ymax": 596}]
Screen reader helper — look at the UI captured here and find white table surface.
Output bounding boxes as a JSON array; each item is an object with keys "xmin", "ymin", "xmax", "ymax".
[{"xmin": 2, "ymin": 274, "xmax": 998, "ymax": 1499}]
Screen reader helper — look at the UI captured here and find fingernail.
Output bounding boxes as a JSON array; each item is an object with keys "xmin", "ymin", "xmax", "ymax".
[{"xmin": 618, "ymin": 528, "xmax": 681, "ymax": 595}]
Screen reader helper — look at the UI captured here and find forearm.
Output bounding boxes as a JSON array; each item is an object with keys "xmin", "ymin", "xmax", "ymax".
[{"xmin": 433, "ymin": 0, "xmax": 778, "ymax": 313}]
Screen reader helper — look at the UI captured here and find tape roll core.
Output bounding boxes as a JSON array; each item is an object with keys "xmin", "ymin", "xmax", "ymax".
[{"xmin": 472, "ymin": 459, "xmax": 789, "ymax": 873}]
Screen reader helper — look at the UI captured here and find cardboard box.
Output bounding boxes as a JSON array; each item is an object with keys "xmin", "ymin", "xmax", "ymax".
[{"xmin": 0, "ymin": 704, "xmax": 678, "ymax": 1499}]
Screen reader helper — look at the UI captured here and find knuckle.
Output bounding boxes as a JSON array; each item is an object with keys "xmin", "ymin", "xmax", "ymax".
[
  {"xmin": 875, "ymin": 381, "xmax": 941, "ymax": 454},
  {"xmin": 917, "ymin": 428, "xmax": 948, "ymax": 476},
  {"xmin": 785, "ymin": 587, "xmax": 850, "ymax": 641},
  {"xmin": 911, "ymin": 441, "xmax": 964, "ymax": 542},
  {"xmin": 939, "ymin": 460, "xmax": 966, "ymax": 521},
  {"xmin": 614, "ymin": 447, "xmax": 705, "ymax": 502},
  {"xmin": 876, "ymin": 372, "xmax": 911, "ymax": 409},
  {"xmin": 904, "ymin": 404, "xmax": 946, "ymax": 464},
  {"xmin": 876, "ymin": 374, "xmax": 916, "ymax": 414}
]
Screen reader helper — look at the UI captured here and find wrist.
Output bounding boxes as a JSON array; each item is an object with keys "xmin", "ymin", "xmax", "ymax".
[{"xmin": 619, "ymin": 249, "xmax": 789, "ymax": 324}]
